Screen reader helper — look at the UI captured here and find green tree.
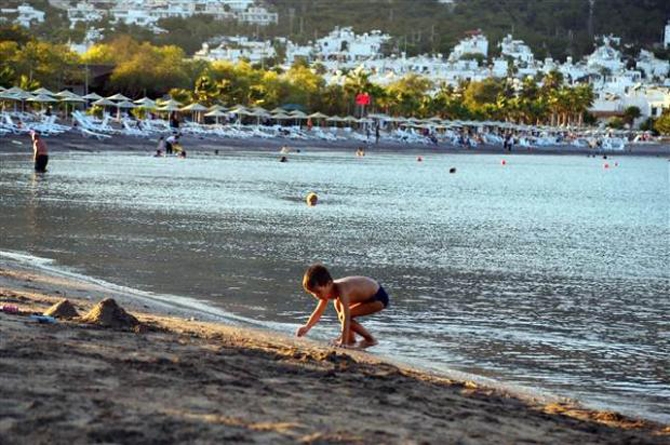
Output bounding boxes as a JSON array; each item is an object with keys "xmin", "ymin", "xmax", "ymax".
[
  {"xmin": 653, "ymin": 112, "xmax": 670, "ymax": 135},
  {"xmin": 623, "ymin": 106, "xmax": 642, "ymax": 127}
]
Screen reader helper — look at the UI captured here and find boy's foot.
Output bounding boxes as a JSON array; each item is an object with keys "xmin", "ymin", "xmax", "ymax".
[{"xmin": 356, "ymin": 339, "xmax": 378, "ymax": 349}]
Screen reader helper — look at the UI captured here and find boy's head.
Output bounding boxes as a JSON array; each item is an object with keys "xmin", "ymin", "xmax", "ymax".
[{"xmin": 302, "ymin": 264, "xmax": 332, "ymax": 294}]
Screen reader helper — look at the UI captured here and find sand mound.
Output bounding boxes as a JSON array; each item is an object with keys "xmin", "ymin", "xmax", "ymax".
[
  {"xmin": 43, "ymin": 299, "xmax": 79, "ymax": 319},
  {"xmin": 81, "ymin": 298, "xmax": 139, "ymax": 329}
]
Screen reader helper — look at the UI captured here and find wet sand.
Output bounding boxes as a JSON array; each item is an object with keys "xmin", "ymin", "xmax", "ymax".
[
  {"xmin": 1, "ymin": 129, "xmax": 669, "ymax": 157},
  {"xmin": 0, "ymin": 261, "xmax": 668, "ymax": 444}
]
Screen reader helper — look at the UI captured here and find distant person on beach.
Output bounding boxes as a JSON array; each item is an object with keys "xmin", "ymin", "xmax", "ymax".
[
  {"xmin": 156, "ymin": 136, "xmax": 165, "ymax": 154},
  {"xmin": 296, "ymin": 264, "xmax": 389, "ymax": 349},
  {"xmin": 165, "ymin": 134, "xmax": 177, "ymax": 155},
  {"xmin": 169, "ymin": 112, "xmax": 180, "ymax": 131},
  {"xmin": 31, "ymin": 131, "xmax": 48, "ymax": 173}
]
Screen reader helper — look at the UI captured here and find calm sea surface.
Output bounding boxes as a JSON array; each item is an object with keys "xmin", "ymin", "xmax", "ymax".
[{"xmin": 1, "ymin": 148, "xmax": 668, "ymax": 422}]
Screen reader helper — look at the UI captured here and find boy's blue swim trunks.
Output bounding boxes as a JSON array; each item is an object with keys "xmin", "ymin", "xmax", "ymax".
[{"xmin": 371, "ymin": 285, "xmax": 389, "ymax": 308}]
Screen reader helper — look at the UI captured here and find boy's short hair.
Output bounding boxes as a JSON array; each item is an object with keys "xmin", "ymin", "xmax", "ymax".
[{"xmin": 302, "ymin": 264, "xmax": 332, "ymax": 292}]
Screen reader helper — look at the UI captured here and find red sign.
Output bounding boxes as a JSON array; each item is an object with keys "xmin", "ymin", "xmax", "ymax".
[{"xmin": 355, "ymin": 93, "xmax": 371, "ymax": 106}]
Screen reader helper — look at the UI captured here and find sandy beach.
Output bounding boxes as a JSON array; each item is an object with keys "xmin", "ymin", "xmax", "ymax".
[{"xmin": 0, "ymin": 258, "xmax": 668, "ymax": 445}]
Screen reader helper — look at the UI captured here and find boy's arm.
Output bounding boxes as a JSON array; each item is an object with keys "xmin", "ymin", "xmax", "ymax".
[{"xmin": 296, "ymin": 298, "xmax": 328, "ymax": 337}]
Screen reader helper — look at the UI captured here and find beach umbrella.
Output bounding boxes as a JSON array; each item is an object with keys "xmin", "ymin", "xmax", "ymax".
[
  {"xmin": 229, "ymin": 105, "xmax": 250, "ymax": 114},
  {"xmin": 270, "ymin": 107, "xmax": 286, "ymax": 114},
  {"xmin": 156, "ymin": 103, "xmax": 181, "ymax": 112},
  {"xmin": 204, "ymin": 109, "xmax": 228, "ymax": 124},
  {"xmin": 60, "ymin": 95, "xmax": 86, "ymax": 120},
  {"xmin": 55, "ymin": 90, "xmax": 80, "ymax": 99},
  {"xmin": 117, "ymin": 100, "xmax": 136, "ymax": 109},
  {"xmin": 0, "ymin": 92, "xmax": 21, "ymax": 101},
  {"xmin": 5, "ymin": 86, "xmax": 25, "ymax": 94},
  {"xmin": 92, "ymin": 98, "xmax": 116, "ymax": 107},
  {"xmin": 134, "ymin": 97, "xmax": 157, "ymax": 108},
  {"xmin": 28, "ymin": 93, "xmax": 58, "ymax": 113},
  {"xmin": 289, "ymin": 110, "xmax": 308, "ymax": 118},
  {"xmin": 28, "ymin": 93, "xmax": 58, "ymax": 103},
  {"xmin": 107, "ymin": 93, "xmax": 131, "ymax": 102},
  {"xmin": 308, "ymin": 112, "xmax": 329, "ymax": 119},
  {"xmin": 82, "ymin": 92, "xmax": 103, "ymax": 101},
  {"xmin": 114, "ymin": 100, "xmax": 136, "ymax": 120},
  {"xmin": 158, "ymin": 98, "xmax": 182, "ymax": 108},
  {"xmin": 208, "ymin": 104, "xmax": 228, "ymax": 112},
  {"xmin": 32, "ymin": 87, "xmax": 56, "ymax": 96},
  {"xmin": 181, "ymin": 102, "xmax": 208, "ymax": 112},
  {"xmin": 181, "ymin": 102, "xmax": 208, "ymax": 123}
]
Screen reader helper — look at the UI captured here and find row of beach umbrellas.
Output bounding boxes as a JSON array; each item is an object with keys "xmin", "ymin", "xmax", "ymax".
[{"xmin": 0, "ymin": 85, "xmax": 457, "ymax": 126}]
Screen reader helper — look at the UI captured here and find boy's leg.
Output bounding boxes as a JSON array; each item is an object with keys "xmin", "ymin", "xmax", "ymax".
[
  {"xmin": 348, "ymin": 301, "xmax": 385, "ymax": 348},
  {"xmin": 333, "ymin": 300, "xmax": 357, "ymax": 345}
]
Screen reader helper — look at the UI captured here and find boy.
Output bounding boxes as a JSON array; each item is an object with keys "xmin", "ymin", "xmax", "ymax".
[{"xmin": 296, "ymin": 264, "xmax": 389, "ymax": 349}]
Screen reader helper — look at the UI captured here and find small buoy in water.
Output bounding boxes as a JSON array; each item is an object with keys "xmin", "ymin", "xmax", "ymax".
[
  {"xmin": 603, "ymin": 163, "xmax": 610, "ymax": 169},
  {"xmin": 417, "ymin": 156, "xmax": 423, "ymax": 162},
  {"xmin": 279, "ymin": 156, "xmax": 288, "ymax": 162},
  {"xmin": 306, "ymin": 192, "xmax": 318, "ymax": 206},
  {"xmin": 614, "ymin": 162, "xmax": 619, "ymax": 167},
  {"xmin": 501, "ymin": 159, "xmax": 507, "ymax": 166},
  {"xmin": 449, "ymin": 167, "xmax": 457, "ymax": 174}
]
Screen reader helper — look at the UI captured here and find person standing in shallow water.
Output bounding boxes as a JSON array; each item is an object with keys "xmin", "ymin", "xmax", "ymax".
[{"xmin": 31, "ymin": 131, "xmax": 48, "ymax": 173}]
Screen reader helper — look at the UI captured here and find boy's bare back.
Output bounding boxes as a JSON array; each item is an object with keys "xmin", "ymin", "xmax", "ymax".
[{"xmin": 333, "ymin": 276, "xmax": 380, "ymax": 304}]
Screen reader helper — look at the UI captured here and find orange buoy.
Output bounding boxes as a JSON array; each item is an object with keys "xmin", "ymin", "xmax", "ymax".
[
  {"xmin": 603, "ymin": 163, "xmax": 610, "ymax": 169},
  {"xmin": 501, "ymin": 159, "xmax": 507, "ymax": 166},
  {"xmin": 306, "ymin": 192, "xmax": 318, "ymax": 206}
]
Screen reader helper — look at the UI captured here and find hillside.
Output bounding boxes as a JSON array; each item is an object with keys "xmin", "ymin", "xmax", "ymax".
[
  {"xmin": 6, "ymin": 0, "xmax": 670, "ymax": 61},
  {"xmin": 265, "ymin": 0, "xmax": 670, "ymax": 60}
]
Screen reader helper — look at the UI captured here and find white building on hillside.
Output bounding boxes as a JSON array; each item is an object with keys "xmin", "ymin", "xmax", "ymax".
[
  {"xmin": 194, "ymin": 37, "xmax": 276, "ymax": 65},
  {"xmin": 68, "ymin": 2, "xmax": 104, "ymax": 29},
  {"xmin": 313, "ymin": 27, "xmax": 390, "ymax": 64},
  {"xmin": 448, "ymin": 32, "xmax": 489, "ymax": 62},
  {"xmin": 499, "ymin": 34, "xmax": 534, "ymax": 65},
  {"xmin": 623, "ymin": 86, "xmax": 670, "ymax": 119},
  {"xmin": 0, "ymin": 4, "xmax": 45, "ymax": 28},
  {"xmin": 236, "ymin": 7, "xmax": 278, "ymax": 26},
  {"xmin": 636, "ymin": 50, "xmax": 670, "ymax": 80},
  {"xmin": 586, "ymin": 36, "xmax": 624, "ymax": 74}
]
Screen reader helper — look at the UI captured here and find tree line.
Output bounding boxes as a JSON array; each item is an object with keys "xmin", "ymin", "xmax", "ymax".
[{"xmin": 1, "ymin": 28, "xmax": 669, "ymax": 133}]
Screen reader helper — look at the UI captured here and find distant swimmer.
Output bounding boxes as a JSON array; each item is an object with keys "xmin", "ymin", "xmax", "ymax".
[
  {"xmin": 279, "ymin": 156, "xmax": 288, "ymax": 162},
  {"xmin": 356, "ymin": 147, "xmax": 365, "ymax": 157},
  {"xmin": 297, "ymin": 264, "xmax": 390, "ymax": 349},
  {"xmin": 280, "ymin": 145, "xmax": 291, "ymax": 154},
  {"xmin": 31, "ymin": 131, "xmax": 48, "ymax": 173}
]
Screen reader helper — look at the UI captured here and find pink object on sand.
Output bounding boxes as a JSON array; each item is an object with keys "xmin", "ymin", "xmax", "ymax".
[{"xmin": 1, "ymin": 305, "xmax": 19, "ymax": 314}]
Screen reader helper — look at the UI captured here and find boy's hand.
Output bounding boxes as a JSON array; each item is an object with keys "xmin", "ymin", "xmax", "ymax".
[{"xmin": 295, "ymin": 325, "xmax": 310, "ymax": 337}]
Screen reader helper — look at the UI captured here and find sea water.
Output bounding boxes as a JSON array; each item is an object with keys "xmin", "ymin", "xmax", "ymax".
[{"xmin": 0, "ymin": 149, "xmax": 668, "ymax": 422}]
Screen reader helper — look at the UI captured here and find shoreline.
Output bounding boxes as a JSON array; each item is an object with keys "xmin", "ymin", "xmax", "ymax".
[
  {"xmin": 2, "ymin": 129, "xmax": 669, "ymax": 157},
  {"xmin": 0, "ymin": 256, "xmax": 668, "ymax": 443}
]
